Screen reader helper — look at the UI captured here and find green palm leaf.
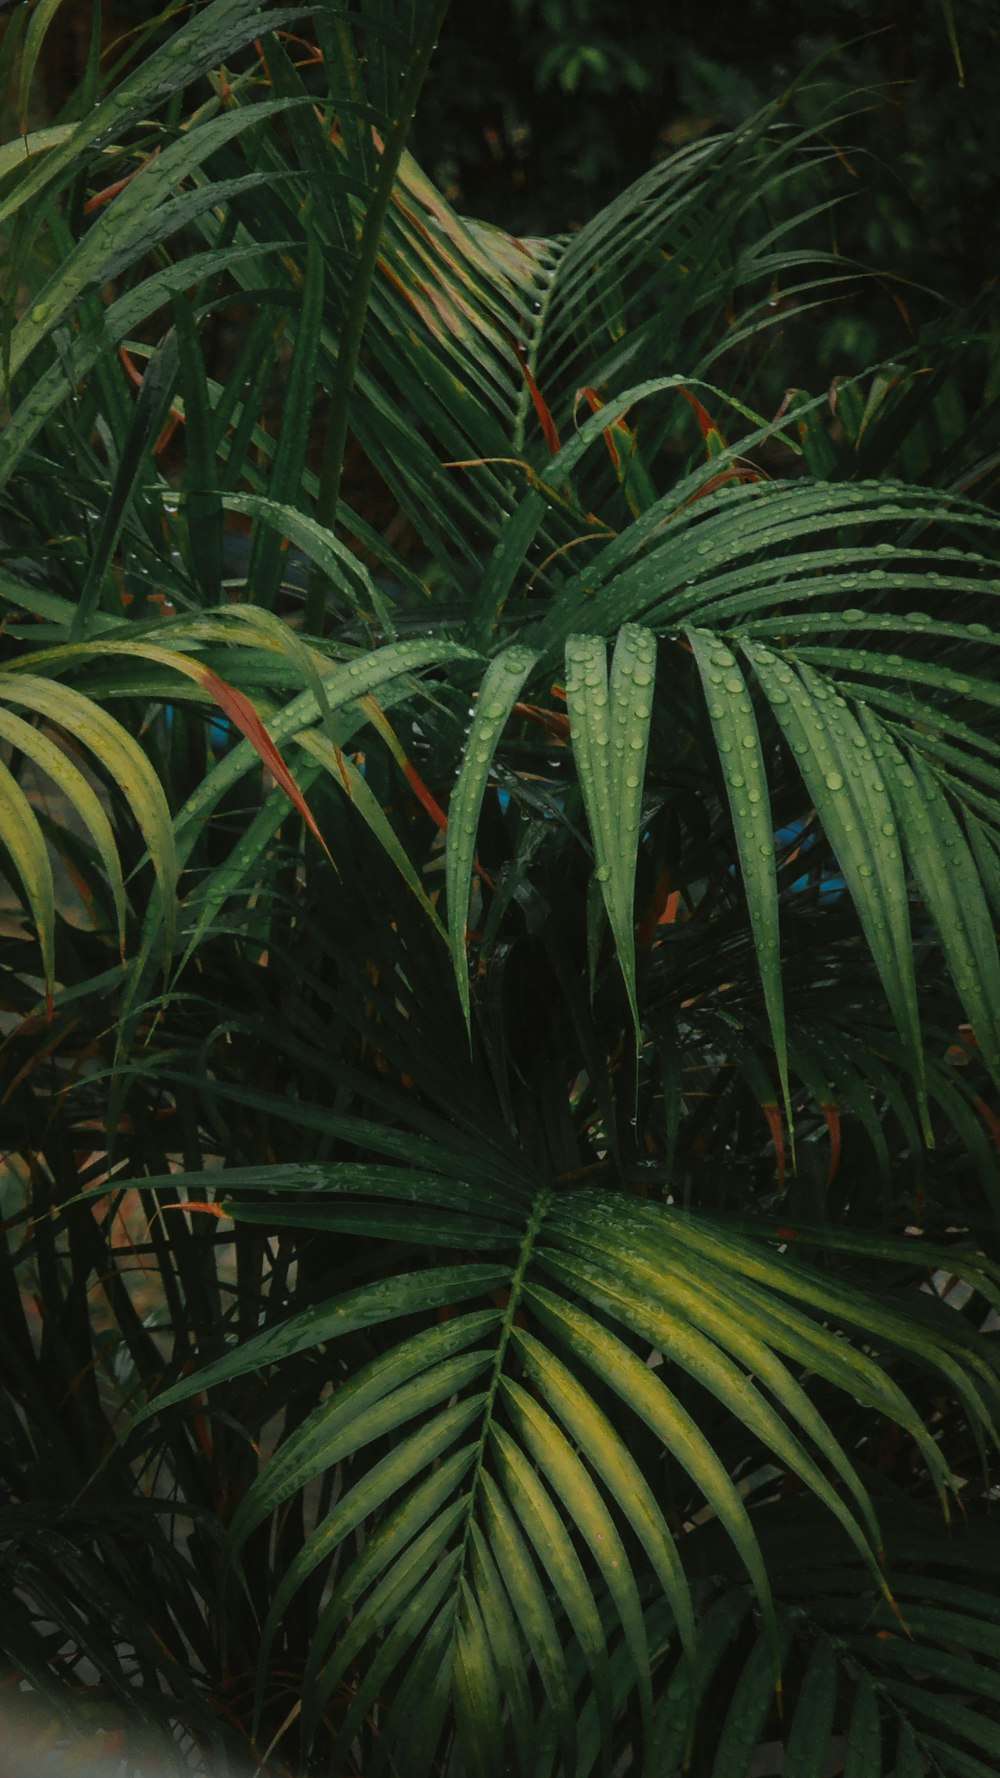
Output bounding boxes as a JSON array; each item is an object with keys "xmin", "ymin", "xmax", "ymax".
[
  {"xmin": 125, "ymin": 1163, "xmax": 1000, "ymax": 1774},
  {"xmin": 447, "ymin": 646, "xmax": 537, "ymax": 1023},
  {"xmin": 565, "ymin": 625, "xmax": 657, "ymax": 1031}
]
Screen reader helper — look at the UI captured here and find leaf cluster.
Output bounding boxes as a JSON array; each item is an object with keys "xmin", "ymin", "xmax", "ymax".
[{"xmin": 0, "ymin": 3, "xmax": 998, "ymax": 1775}]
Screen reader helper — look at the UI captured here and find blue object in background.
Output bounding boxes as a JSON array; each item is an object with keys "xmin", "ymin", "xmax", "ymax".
[
  {"xmin": 494, "ymin": 794, "xmax": 846, "ymax": 903},
  {"xmin": 775, "ymin": 818, "xmax": 845, "ymax": 902},
  {"xmin": 161, "ymin": 702, "xmax": 234, "ymax": 757}
]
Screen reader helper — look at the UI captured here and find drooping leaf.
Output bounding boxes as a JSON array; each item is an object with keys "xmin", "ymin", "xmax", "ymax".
[{"xmin": 565, "ymin": 624, "xmax": 657, "ymax": 1031}]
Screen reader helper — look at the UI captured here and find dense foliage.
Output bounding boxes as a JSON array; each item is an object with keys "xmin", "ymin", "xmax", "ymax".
[{"xmin": 1, "ymin": 2, "xmax": 999, "ymax": 1774}]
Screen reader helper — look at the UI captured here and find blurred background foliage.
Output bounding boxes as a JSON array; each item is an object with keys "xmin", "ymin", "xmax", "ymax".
[
  {"xmin": 17, "ymin": 0, "xmax": 999, "ymax": 411},
  {"xmin": 417, "ymin": 0, "xmax": 1000, "ymax": 312},
  {"xmin": 21, "ymin": 0, "xmax": 1000, "ymax": 294}
]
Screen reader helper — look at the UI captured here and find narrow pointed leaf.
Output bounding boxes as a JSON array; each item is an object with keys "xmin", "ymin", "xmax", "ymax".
[
  {"xmin": 748, "ymin": 643, "xmax": 927, "ymax": 1133},
  {"xmin": 501, "ymin": 1376, "xmax": 654, "ymax": 1726},
  {"xmin": 0, "ymin": 756, "xmax": 56, "ymax": 998},
  {"xmin": 857, "ymin": 708, "xmax": 1000, "ymax": 1083},
  {"xmin": 565, "ymin": 624, "xmax": 656, "ymax": 1030},
  {"xmin": 844, "ymin": 1673, "xmax": 882, "ymax": 1778},
  {"xmin": 711, "ymin": 1621, "xmax": 792, "ymax": 1778},
  {"xmin": 130, "ymin": 1266, "xmax": 505, "ymax": 1423},
  {"xmin": 690, "ymin": 628, "xmax": 789, "ymax": 1130},
  {"xmin": 783, "ymin": 1638, "xmax": 838, "ymax": 1778},
  {"xmin": 479, "ymin": 1471, "xmax": 578, "ymax": 1776},
  {"xmin": 512, "ymin": 1326, "xmax": 697, "ymax": 1660},
  {"xmin": 489, "ymin": 1424, "xmax": 614, "ymax": 1767},
  {"xmin": 447, "ymin": 646, "xmax": 536, "ymax": 1022},
  {"xmin": 0, "ymin": 674, "xmax": 177, "ymax": 954}
]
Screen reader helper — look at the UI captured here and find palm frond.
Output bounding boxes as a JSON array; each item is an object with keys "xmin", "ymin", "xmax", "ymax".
[{"xmin": 125, "ymin": 1159, "xmax": 1000, "ymax": 1774}]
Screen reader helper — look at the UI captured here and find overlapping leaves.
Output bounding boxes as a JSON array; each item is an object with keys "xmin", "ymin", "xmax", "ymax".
[
  {"xmin": 2, "ymin": 5, "xmax": 999, "ymax": 1776},
  {"xmin": 130, "ymin": 1164, "xmax": 1000, "ymax": 1776}
]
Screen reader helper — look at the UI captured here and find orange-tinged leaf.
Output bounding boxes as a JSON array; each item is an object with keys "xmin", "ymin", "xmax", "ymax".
[
  {"xmin": 402, "ymin": 758, "xmax": 449, "ymax": 835},
  {"xmin": 677, "ymin": 383, "xmax": 727, "ymax": 455},
  {"xmin": 156, "ymin": 1201, "xmax": 230, "ymax": 1220},
  {"xmin": 637, "ymin": 868, "xmax": 677, "ymax": 947},
  {"xmin": 181, "ymin": 662, "xmax": 332, "ymax": 859},
  {"xmin": 514, "ymin": 340, "xmax": 561, "ymax": 455},
  {"xmin": 99, "ymin": 642, "xmax": 328, "ymax": 858},
  {"xmin": 511, "ymin": 701, "xmax": 570, "ymax": 741},
  {"xmin": 357, "ymin": 694, "xmax": 451, "ymax": 835},
  {"xmin": 84, "ymin": 149, "xmax": 159, "ymax": 213},
  {"xmin": 659, "ymin": 891, "xmax": 681, "ymax": 927},
  {"xmin": 575, "ymin": 385, "xmax": 656, "ymax": 517},
  {"xmin": 673, "ymin": 464, "xmax": 762, "ymax": 513},
  {"xmin": 577, "ymin": 385, "xmax": 622, "ymax": 472},
  {"xmin": 119, "ymin": 346, "xmax": 184, "ymax": 455}
]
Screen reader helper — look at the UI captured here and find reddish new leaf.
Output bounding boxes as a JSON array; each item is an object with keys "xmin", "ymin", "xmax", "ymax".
[
  {"xmin": 184, "ymin": 661, "xmax": 331, "ymax": 859},
  {"xmin": 514, "ymin": 340, "xmax": 561, "ymax": 455}
]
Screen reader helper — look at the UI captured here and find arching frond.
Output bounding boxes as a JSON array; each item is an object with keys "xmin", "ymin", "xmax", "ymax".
[{"xmin": 129, "ymin": 1164, "xmax": 1000, "ymax": 1775}]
